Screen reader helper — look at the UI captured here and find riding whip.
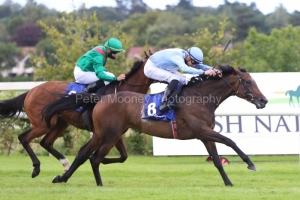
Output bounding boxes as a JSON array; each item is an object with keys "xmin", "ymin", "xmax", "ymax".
[{"xmin": 212, "ymin": 39, "xmax": 231, "ymax": 70}]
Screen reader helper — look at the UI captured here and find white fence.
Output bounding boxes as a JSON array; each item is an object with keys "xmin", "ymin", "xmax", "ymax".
[{"xmin": 0, "ymin": 82, "xmax": 45, "ymax": 91}]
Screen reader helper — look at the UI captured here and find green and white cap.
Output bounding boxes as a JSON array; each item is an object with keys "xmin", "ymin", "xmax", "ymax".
[{"xmin": 104, "ymin": 38, "xmax": 125, "ymax": 52}]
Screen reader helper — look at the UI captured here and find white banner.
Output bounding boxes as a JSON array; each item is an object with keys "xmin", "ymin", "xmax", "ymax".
[{"xmin": 150, "ymin": 72, "xmax": 300, "ymax": 155}]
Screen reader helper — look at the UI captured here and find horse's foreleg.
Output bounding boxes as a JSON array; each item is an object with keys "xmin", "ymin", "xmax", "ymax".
[
  {"xmin": 290, "ymin": 96, "xmax": 295, "ymax": 107},
  {"xmin": 52, "ymin": 136, "xmax": 100, "ymax": 184},
  {"xmin": 202, "ymin": 140, "xmax": 233, "ymax": 186},
  {"xmin": 40, "ymin": 120, "xmax": 70, "ymax": 172},
  {"xmin": 101, "ymin": 136, "xmax": 128, "ymax": 164},
  {"xmin": 18, "ymin": 128, "xmax": 48, "ymax": 178},
  {"xmin": 201, "ymin": 129, "xmax": 256, "ymax": 171}
]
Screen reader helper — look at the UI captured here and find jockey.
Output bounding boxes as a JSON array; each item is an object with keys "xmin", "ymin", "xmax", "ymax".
[
  {"xmin": 144, "ymin": 47, "xmax": 221, "ymax": 112},
  {"xmin": 74, "ymin": 38, "xmax": 126, "ymax": 93}
]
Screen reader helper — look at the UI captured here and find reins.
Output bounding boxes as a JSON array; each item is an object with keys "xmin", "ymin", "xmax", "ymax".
[
  {"xmin": 122, "ymin": 79, "xmax": 161, "ymax": 87},
  {"xmin": 191, "ymin": 69, "xmax": 255, "ymax": 105}
]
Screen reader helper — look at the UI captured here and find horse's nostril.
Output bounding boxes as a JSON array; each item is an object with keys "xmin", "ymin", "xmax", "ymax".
[{"xmin": 260, "ymin": 98, "xmax": 268, "ymax": 104}]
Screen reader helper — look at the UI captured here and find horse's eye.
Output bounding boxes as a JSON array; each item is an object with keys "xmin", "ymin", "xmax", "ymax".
[{"xmin": 246, "ymin": 80, "xmax": 251, "ymax": 84}]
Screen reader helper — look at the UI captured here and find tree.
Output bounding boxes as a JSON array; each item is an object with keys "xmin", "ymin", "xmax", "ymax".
[
  {"xmin": 31, "ymin": 11, "xmax": 132, "ymax": 81},
  {"xmin": 122, "ymin": 11, "xmax": 158, "ymax": 46},
  {"xmin": 115, "ymin": 0, "xmax": 148, "ymax": 16},
  {"xmin": 232, "ymin": 3, "xmax": 267, "ymax": 41},
  {"xmin": 177, "ymin": 0, "xmax": 192, "ymax": 9},
  {"xmin": 145, "ymin": 12, "xmax": 188, "ymax": 48},
  {"xmin": 0, "ymin": 5, "xmax": 11, "ymax": 18},
  {"xmin": 188, "ymin": 19, "xmax": 237, "ymax": 67},
  {"xmin": 6, "ymin": 16, "xmax": 24, "ymax": 36},
  {"xmin": 241, "ymin": 25, "xmax": 300, "ymax": 72},
  {"xmin": 265, "ymin": 4, "xmax": 290, "ymax": 30},
  {"xmin": 0, "ymin": 42, "xmax": 22, "ymax": 70},
  {"xmin": 289, "ymin": 11, "xmax": 300, "ymax": 26},
  {"xmin": 9, "ymin": 23, "xmax": 41, "ymax": 46}
]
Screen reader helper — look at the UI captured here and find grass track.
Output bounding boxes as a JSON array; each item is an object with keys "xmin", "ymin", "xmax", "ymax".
[{"xmin": 0, "ymin": 155, "xmax": 300, "ymax": 200}]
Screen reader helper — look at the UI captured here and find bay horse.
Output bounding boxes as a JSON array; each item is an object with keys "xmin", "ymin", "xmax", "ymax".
[
  {"xmin": 285, "ymin": 85, "xmax": 300, "ymax": 107},
  {"xmin": 0, "ymin": 51, "xmax": 154, "ymax": 178},
  {"xmin": 44, "ymin": 65, "xmax": 268, "ymax": 186}
]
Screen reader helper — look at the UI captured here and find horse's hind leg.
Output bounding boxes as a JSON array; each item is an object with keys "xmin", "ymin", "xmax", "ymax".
[
  {"xmin": 101, "ymin": 136, "xmax": 128, "ymax": 164},
  {"xmin": 202, "ymin": 141, "xmax": 233, "ymax": 186},
  {"xmin": 40, "ymin": 119, "xmax": 70, "ymax": 171},
  {"xmin": 89, "ymin": 138, "xmax": 120, "ymax": 186},
  {"xmin": 88, "ymin": 137, "xmax": 126, "ymax": 186},
  {"xmin": 52, "ymin": 135, "xmax": 101, "ymax": 184},
  {"xmin": 18, "ymin": 127, "xmax": 49, "ymax": 178}
]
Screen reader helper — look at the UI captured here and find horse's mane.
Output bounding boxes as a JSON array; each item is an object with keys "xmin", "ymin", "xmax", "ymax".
[
  {"xmin": 104, "ymin": 59, "xmax": 144, "ymax": 87},
  {"xmin": 125, "ymin": 60, "xmax": 144, "ymax": 79}
]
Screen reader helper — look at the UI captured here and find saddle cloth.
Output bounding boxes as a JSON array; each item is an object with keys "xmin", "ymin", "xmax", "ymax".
[
  {"xmin": 65, "ymin": 82, "xmax": 87, "ymax": 112},
  {"xmin": 142, "ymin": 92, "xmax": 176, "ymax": 122},
  {"xmin": 65, "ymin": 82, "xmax": 87, "ymax": 95}
]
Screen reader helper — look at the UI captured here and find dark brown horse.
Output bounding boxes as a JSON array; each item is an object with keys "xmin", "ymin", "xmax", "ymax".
[
  {"xmin": 0, "ymin": 51, "xmax": 154, "ymax": 178},
  {"xmin": 43, "ymin": 65, "xmax": 268, "ymax": 186}
]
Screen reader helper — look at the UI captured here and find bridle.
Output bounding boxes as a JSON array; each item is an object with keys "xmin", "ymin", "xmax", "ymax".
[{"xmin": 221, "ymin": 72, "xmax": 254, "ymax": 102}]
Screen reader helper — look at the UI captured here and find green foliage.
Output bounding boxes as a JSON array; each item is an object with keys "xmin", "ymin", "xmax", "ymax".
[
  {"xmin": 0, "ymin": 118, "xmax": 30, "ymax": 155},
  {"xmin": 6, "ymin": 15, "xmax": 24, "ymax": 36},
  {"xmin": 242, "ymin": 25, "xmax": 300, "ymax": 72},
  {"xmin": 124, "ymin": 129, "xmax": 153, "ymax": 155},
  {"xmin": 188, "ymin": 18, "xmax": 238, "ymax": 67},
  {"xmin": 30, "ymin": 11, "xmax": 132, "ymax": 81},
  {"xmin": 145, "ymin": 12, "xmax": 188, "ymax": 48},
  {"xmin": 0, "ymin": 42, "xmax": 22, "ymax": 69}
]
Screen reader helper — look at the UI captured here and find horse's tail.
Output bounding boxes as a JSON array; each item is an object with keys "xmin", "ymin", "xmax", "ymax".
[
  {"xmin": 285, "ymin": 90, "xmax": 290, "ymax": 96},
  {"xmin": 42, "ymin": 93, "xmax": 101, "ymax": 128},
  {"xmin": 0, "ymin": 92, "xmax": 28, "ymax": 119}
]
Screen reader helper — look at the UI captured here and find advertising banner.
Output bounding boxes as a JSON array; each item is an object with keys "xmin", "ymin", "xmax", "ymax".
[{"xmin": 150, "ymin": 72, "xmax": 300, "ymax": 155}]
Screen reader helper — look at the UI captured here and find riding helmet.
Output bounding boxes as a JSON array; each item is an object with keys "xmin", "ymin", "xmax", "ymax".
[
  {"xmin": 104, "ymin": 38, "xmax": 125, "ymax": 52},
  {"xmin": 187, "ymin": 47, "xmax": 203, "ymax": 64}
]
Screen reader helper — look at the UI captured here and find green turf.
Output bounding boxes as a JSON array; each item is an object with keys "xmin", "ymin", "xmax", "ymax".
[{"xmin": 0, "ymin": 155, "xmax": 300, "ymax": 200}]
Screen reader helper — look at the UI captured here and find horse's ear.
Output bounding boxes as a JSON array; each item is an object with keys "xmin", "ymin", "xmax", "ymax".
[
  {"xmin": 149, "ymin": 49, "xmax": 153, "ymax": 55},
  {"xmin": 144, "ymin": 49, "xmax": 154, "ymax": 59},
  {"xmin": 144, "ymin": 51, "xmax": 149, "ymax": 59}
]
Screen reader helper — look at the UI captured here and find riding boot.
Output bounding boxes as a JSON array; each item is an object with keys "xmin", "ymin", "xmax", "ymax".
[
  {"xmin": 82, "ymin": 80, "xmax": 105, "ymax": 93},
  {"xmin": 159, "ymin": 80, "xmax": 179, "ymax": 112}
]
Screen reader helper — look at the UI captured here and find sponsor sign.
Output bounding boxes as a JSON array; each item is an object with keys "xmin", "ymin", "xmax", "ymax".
[{"xmin": 151, "ymin": 73, "xmax": 300, "ymax": 155}]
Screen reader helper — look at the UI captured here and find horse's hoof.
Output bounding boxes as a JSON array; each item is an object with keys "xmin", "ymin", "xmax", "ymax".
[
  {"xmin": 248, "ymin": 165, "xmax": 257, "ymax": 172},
  {"xmin": 31, "ymin": 168, "xmax": 40, "ymax": 178},
  {"xmin": 226, "ymin": 183, "xmax": 234, "ymax": 187},
  {"xmin": 52, "ymin": 175, "xmax": 67, "ymax": 183},
  {"xmin": 52, "ymin": 175, "xmax": 60, "ymax": 183}
]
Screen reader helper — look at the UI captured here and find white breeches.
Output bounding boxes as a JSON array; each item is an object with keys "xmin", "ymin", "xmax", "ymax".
[
  {"xmin": 144, "ymin": 59, "xmax": 186, "ymax": 84},
  {"xmin": 74, "ymin": 66, "xmax": 114, "ymax": 85}
]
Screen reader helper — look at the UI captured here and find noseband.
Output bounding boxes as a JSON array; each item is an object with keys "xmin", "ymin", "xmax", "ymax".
[{"xmin": 221, "ymin": 72, "xmax": 254, "ymax": 102}]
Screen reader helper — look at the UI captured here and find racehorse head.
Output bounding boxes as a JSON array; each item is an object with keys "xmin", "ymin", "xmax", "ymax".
[
  {"xmin": 223, "ymin": 65, "xmax": 268, "ymax": 109},
  {"xmin": 192, "ymin": 65, "xmax": 268, "ymax": 109}
]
